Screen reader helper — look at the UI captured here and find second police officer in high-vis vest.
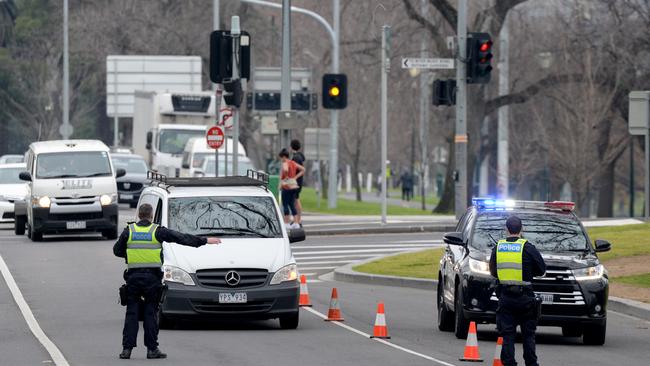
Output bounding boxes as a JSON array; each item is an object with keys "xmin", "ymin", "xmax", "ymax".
[
  {"xmin": 489, "ymin": 216, "xmax": 546, "ymax": 366},
  {"xmin": 113, "ymin": 203, "xmax": 221, "ymax": 360}
]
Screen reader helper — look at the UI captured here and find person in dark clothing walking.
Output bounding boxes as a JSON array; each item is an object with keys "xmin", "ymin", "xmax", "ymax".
[
  {"xmin": 489, "ymin": 216, "xmax": 546, "ymax": 366},
  {"xmin": 290, "ymin": 139, "xmax": 306, "ymax": 226},
  {"xmin": 113, "ymin": 203, "xmax": 220, "ymax": 360}
]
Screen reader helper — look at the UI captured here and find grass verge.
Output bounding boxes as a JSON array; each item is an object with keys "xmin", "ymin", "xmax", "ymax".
[
  {"xmin": 300, "ymin": 187, "xmax": 435, "ymax": 216},
  {"xmin": 614, "ymin": 273, "xmax": 650, "ymax": 288},
  {"xmin": 354, "ymin": 248, "xmax": 444, "ymax": 280}
]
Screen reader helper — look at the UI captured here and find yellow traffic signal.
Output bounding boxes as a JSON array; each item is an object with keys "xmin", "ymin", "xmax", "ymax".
[{"xmin": 328, "ymin": 86, "xmax": 341, "ymax": 97}]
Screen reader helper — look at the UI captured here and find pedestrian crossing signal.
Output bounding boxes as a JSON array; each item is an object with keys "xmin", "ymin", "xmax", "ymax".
[{"xmin": 322, "ymin": 74, "xmax": 347, "ymax": 109}]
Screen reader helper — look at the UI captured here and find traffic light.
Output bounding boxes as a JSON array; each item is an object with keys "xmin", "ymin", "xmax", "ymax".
[
  {"xmin": 466, "ymin": 32, "xmax": 493, "ymax": 84},
  {"xmin": 322, "ymin": 73, "xmax": 347, "ymax": 109}
]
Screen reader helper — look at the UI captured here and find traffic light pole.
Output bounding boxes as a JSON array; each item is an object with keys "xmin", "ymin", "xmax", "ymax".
[
  {"xmin": 213, "ymin": 0, "xmax": 220, "ymax": 177},
  {"xmin": 231, "ymin": 16, "xmax": 241, "ymax": 175},
  {"xmin": 454, "ymin": 0, "xmax": 468, "ymax": 219},
  {"xmin": 280, "ymin": 0, "xmax": 292, "ymax": 151},
  {"xmin": 381, "ymin": 25, "xmax": 390, "ymax": 225},
  {"xmin": 497, "ymin": 17, "xmax": 509, "ymax": 198},
  {"xmin": 327, "ymin": 0, "xmax": 340, "ymax": 209}
]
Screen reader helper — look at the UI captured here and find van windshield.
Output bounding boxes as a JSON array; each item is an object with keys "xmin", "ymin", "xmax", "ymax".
[
  {"xmin": 0, "ymin": 167, "xmax": 23, "ymax": 184},
  {"xmin": 472, "ymin": 212, "xmax": 589, "ymax": 252},
  {"xmin": 159, "ymin": 130, "xmax": 205, "ymax": 154},
  {"xmin": 204, "ymin": 158, "xmax": 253, "ymax": 176},
  {"xmin": 168, "ymin": 196, "xmax": 282, "ymax": 238},
  {"xmin": 112, "ymin": 156, "xmax": 148, "ymax": 175},
  {"xmin": 36, "ymin": 151, "xmax": 112, "ymax": 179}
]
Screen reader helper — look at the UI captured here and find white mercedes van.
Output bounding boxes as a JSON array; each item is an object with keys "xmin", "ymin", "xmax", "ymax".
[
  {"xmin": 18, "ymin": 140, "xmax": 125, "ymax": 241},
  {"xmin": 180, "ymin": 137, "xmax": 247, "ymax": 177},
  {"xmin": 138, "ymin": 171, "xmax": 304, "ymax": 329}
]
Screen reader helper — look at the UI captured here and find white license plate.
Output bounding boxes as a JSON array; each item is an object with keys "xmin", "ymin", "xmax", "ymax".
[
  {"xmin": 218, "ymin": 293, "xmax": 247, "ymax": 304},
  {"xmin": 120, "ymin": 194, "xmax": 133, "ymax": 200},
  {"xmin": 539, "ymin": 294, "xmax": 553, "ymax": 304},
  {"xmin": 66, "ymin": 221, "xmax": 86, "ymax": 229}
]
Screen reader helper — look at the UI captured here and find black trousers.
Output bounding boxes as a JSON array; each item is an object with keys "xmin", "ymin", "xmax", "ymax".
[
  {"xmin": 122, "ymin": 271, "xmax": 163, "ymax": 350},
  {"xmin": 496, "ymin": 293, "xmax": 539, "ymax": 366}
]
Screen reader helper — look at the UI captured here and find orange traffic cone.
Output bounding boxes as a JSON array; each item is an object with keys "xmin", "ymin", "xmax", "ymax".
[
  {"xmin": 298, "ymin": 275, "xmax": 312, "ymax": 307},
  {"xmin": 492, "ymin": 337, "xmax": 503, "ymax": 366},
  {"xmin": 325, "ymin": 288, "xmax": 344, "ymax": 321},
  {"xmin": 459, "ymin": 321, "xmax": 483, "ymax": 362},
  {"xmin": 370, "ymin": 302, "xmax": 390, "ymax": 339}
]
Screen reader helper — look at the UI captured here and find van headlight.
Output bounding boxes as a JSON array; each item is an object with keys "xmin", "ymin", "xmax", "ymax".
[
  {"xmin": 572, "ymin": 265, "xmax": 605, "ymax": 281},
  {"xmin": 33, "ymin": 196, "xmax": 51, "ymax": 208},
  {"xmin": 163, "ymin": 265, "xmax": 195, "ymax": 286},
  {"xmin": 100, "ymin": 194, "xmax": 115, "ymax": 206},
  {"xmin": 469, "ymin": 258, "xmax": 491, "ymax": 276},
  {"xmin": 270, "ymin": 264, "xmax": 298, "ymax": 285}
]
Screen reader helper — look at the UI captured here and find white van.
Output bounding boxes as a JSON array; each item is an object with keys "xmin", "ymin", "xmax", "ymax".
[
  {"xmin": 139, "ymin": 172, "xmax": 305, "ymax": 329},
  {"xmin": 18, "ymin": 140, "xmax": 126, "ymax": 241},
  {"xmin": 180, "ymin": 137, "xmax": 247, "ymax": 177}
]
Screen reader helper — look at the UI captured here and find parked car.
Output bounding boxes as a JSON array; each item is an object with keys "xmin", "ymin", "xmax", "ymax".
[
  {"xmin": 111, "ymin": 153, "xmax": 148, "ymax": 208},
  {"xmin": 0, "ymin": 154, "xmax": 24, "ymax": 164}
]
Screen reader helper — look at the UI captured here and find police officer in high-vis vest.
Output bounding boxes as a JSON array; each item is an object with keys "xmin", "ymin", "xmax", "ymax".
[
  {"xmin": 113, "ymin": 204, "xmax": 220, "ymax": 360},
  {"xmin": 489, "ymin": 216, "xmax": 546, "ymax": 366}
]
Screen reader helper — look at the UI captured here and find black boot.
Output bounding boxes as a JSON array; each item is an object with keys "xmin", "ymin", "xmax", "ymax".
[
  {"xmin": 147, "ymin": 348, "xmax": 167, "ymax": 359},
  {"xmin": 119, "ymin": 348, "xmax": 132, "ymax": 359}
]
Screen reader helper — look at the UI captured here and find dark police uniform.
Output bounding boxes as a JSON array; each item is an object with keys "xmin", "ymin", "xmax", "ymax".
[
  {"xmin": 113, "ymin": 220, "xmax": 207, "ymax": 355},
  {"xmin": 489, "ymin": 236, "xmax": 546, "ymax": 366}
]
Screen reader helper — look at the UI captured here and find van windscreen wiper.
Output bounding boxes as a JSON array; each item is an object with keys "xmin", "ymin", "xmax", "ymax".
[{"xmin": 199, "ymin": 227, "xmax": 272, "ymax": 238}]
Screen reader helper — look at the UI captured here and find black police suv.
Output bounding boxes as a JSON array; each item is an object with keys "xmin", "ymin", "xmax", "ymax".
[{"xmin": 437, "ymin": 199, "xmax": 611, "ymax": 345}]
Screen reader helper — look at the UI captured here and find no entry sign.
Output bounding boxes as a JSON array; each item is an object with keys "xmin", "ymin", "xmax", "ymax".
[{"xmin": 206, "ymin": 126, "xmax": 225, "ymax": 149}]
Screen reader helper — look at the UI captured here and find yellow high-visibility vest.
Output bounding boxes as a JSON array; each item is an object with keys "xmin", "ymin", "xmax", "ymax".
[
  {"xmin": 496, "ymin": 238, "xmax": 529, "ymax": 285},
  {"xmin": 126, "ymin": 223, "xmax": 162, "ymax": 269}
]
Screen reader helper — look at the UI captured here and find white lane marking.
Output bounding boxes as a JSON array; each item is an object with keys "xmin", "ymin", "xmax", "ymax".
[
  {"xmin": 0, "ymin": 254, "xmax": 69, "ymax": 366},
  {"xmin": 292, "ymin": 244, "xmax": 437, "ymax": 249},
  {"xmin": 297, "ymin": 259, "xmax": 363, "ymax": 265},
  {"xmin": 307, "ymin": 279, "xmax": 322, "ymax": 283},
  {"xmin": 393, "ymin": 240, "xmax": 443, "ymax": 244},
  {"xmin": 293, "ymin": 248, "xmax": 425, "ymax": 256},
  {"xmin": 296, "ymin": 266, "xmax": 337, "ymax": 270},
  {"xmin": 293, "ymin": 254, "xmax": 379, "ymax": 261},
  {"xmin": 300, "ymin": 272, "xmax": 317, "ymax": 276},
  {"xmin": 303, "ymin": 307, "xmax": 457, "ymax": 366}
]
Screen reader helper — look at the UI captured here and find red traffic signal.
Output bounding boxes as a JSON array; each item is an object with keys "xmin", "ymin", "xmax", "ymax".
[{"xmin": 466, "ymin": 32, "xmax": 493, "ymax": 84}]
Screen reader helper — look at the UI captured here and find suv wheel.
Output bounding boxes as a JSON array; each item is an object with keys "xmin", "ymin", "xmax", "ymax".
[
  {"xmin": 562, "ymin": 326, "xmax": 582, "ymax": 337},
  {"xmin": 279, "ymin": 312, "xmax": 299, "ymax": 329},
  {"xmin": 14, "ymin": 215, "xmax": 26, "ymax": 235},
  {"xmin": 454, "ymin": 283, "xmax": 469, "ymax": 339},
  {"xmin": 437, "ymin": 280, "xmax": 454, "ymax": 332},
  {"xmin": 583, "ymin": 321, "xmax": 606, "ymax": 345},
  {"xmin": 31, "ymin": 228, "xmax": 43, "ymax": 242}
]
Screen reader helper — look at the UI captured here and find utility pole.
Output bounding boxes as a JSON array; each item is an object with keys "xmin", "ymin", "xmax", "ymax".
[
  {"xmin": 61, "ymin": 0, "xmax": 71, "ymax": 140},
  {"xmin": 231, "ymin": 16, "xmax": 241, "ymax": 174},
  {"xmin": 419, "ymin": 0, "xmax": 429, "ymax": 211},
  {"xmin": 454, "ymin": 0, "xmax": 468, "ymax": 219},
  {"xmin": 381, "ymin": 25, "xmax": 391, "ymax": 225},
  {"xmin": 280, "ymin": 0, "xmax": 292, "ymax": 150},
  {"xmin": 497, "ymin": 16, "xmax": 510, "ymax": 198},
  {"xmin": 213, "ymin": 0, "xmax": 220, "ymax": 177},
  {"xmin": 327, "ymin": 0, "xmax": 340, "ymax": 209}
]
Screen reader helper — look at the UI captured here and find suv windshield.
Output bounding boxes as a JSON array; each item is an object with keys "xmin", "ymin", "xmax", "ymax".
[
  {"xmin": 112, "ymin": 156, "xmax": 147, "ymax": 175},
  {"xmin": 36, "ymin": 151, "xmax": 112, "ymax": 179},
  {"xmin": 159, "ymin": 130, "xmax": 205, "ymax": 154},
  {"xmin": 0, "ymin": 167, "xmax": 23, "ymax": 184},
  {"xmin": 472, "ymin": 212, "xmax": 589, "ymax": 252},
  {"xmin": 168, "ymin": 196, "xmax": 282, "ymax": 238}
]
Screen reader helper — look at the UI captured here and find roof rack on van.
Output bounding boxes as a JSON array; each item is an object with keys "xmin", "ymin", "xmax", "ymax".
[{"xmin": 146, "ymin": 169, "xmax": 269, "ymax": 192}]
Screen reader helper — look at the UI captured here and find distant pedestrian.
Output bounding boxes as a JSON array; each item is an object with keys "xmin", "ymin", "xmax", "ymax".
[
  {"xmin": 279, "ymin": 148, "xmax": 305, "ymax": 229},
  {"xmin": 400, "ymin": 171, "xmax": 414, "ymax": 201},
  {"xmin": 290, "ymin": 139, "xmax": 305, "ymax": 227}
]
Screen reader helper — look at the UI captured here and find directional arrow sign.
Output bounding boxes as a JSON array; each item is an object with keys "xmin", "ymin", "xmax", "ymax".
[{"xmin": 401, "ymin": 58, "xmax": 455, "ymax": 69}]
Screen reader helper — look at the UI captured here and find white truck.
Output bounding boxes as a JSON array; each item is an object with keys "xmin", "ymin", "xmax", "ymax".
[{"xmin": 133, "ymin": 90, "xmax": 228, "ymax": 177}]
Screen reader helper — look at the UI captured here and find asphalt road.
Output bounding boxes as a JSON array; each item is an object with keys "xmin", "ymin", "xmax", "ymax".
[{"xmin": 0, "ymin": 208, "xmax": 648, "ymax": 365}]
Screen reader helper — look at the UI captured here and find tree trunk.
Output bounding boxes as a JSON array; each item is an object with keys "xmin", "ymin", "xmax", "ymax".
[
  {"xmin": 597, "ymin": 161, "xmax": 615, "ymax": 217},
  {"xmin": 434, "ymin": 136, "xmax": 455, "ymax": 214}
]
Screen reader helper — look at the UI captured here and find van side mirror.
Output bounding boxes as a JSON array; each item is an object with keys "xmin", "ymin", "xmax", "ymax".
[
  {"xmin": 146, "ymin": 132, "xmax": 153, "ymax": 150},
  {"xmin": 18, "ymin": 171, "xmax": 32, "ymax": 182},
  {"xmin": 115, "ymin": 168, "xmax": 127, "ymax": 178},
  {"xmin": 594, "ymin": 239, "xmax": 611, "ymax": 252},
  {"xmin": 443, "ymin": 232, "xmax": 465, "ymax": 246},
  {"xmin": 193, "ymin": 169, "xmax": 205, "ymax": 178},
  {"xmin": 182, "ymin": 163, "xmax": 190, "ymax": 169},
  {"xmin": 288, "ymin": 228, "xmax": 306, "ymax": 243}
]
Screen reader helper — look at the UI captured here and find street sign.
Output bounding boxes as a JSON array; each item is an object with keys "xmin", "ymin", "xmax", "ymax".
[
  {"xmin": 206, "ymin": 126, "xmax": 225, "ymax": 149},
  {"xmin": 58, "ymin": 124, "xmax": 74, "ymax": 139},
  {"xmin": 401, "ymin": 58, "xmax": 454, "ymax": 69}
]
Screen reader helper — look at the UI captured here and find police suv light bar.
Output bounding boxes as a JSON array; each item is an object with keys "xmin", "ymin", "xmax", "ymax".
[{"xmin": 472, "ymin": 198, "xmax": 575, "ymax": 212}]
